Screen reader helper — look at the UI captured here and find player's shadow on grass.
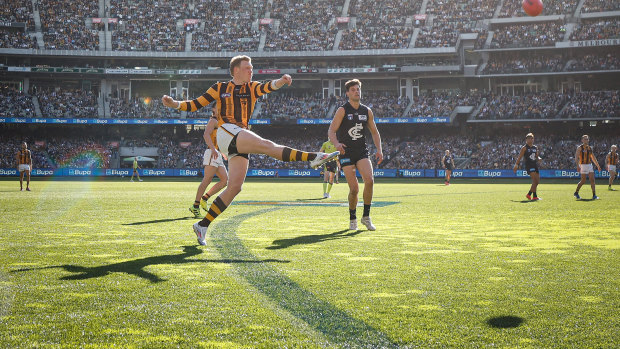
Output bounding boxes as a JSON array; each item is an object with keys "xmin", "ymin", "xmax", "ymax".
[
  {"xmin": 123, "ymin": 217, "xmax": 194, "ymax": 225},
  {"xmin": 486, "ymin": 316, "xmax": 524, "ymax": 328},
  {"xmin": 510, "ymin": 200, "xmax": 536, "ymax": 203},
  {"xmin": 266, "ymin": 229, "xmax": 362, "ymax": 250},
  {"xmin": 11, "ymin": 245, "xmax": 289, "ymax": 283}
]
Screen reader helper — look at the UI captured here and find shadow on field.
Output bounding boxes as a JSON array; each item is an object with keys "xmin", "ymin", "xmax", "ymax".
[
  {"xmin": 123, "ymin": 216, "xmax": 194, "ymax": 225},
  {"xmin": 266, "ymin": 229, "xmax": 362, "ymax": 250},
  {"xmin": 510, "ymin": 200, "xmax": 536, "ymax": 203},
  {"xmin": 486, "ymin": 315, "xmax": 525, "ymax": 328},
  {"xmin": 10, "ymin": 245, "xmax": 289, "ymax": 283}
]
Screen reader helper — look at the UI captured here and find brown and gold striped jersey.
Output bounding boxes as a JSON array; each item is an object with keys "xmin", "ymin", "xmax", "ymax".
[
  {"xmin": 178, "ymin": 80, "xmax": 276, "ymax": 129},
  {"xmin": 17, "ymin": 149, "xmax": 31, "ymax": 164},
  {"xmin": 577, "ymin": 144, "xmax": 593, "ymax": 165},
  {"xmin": 608, "ymin": 152, "xmax": 618, "ymax": 165}
]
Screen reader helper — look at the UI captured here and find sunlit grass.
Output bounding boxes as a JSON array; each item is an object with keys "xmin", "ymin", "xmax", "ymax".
[{"xmin": 1, "ymin": 179, "xmax": 618, "ymax": 347}]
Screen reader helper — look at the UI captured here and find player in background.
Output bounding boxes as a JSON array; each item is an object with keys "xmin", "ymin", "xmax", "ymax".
[
  {"xmin": 513, "ymin": 133, "xmax": 541, "ymax": 200},
  {"xmin": 189, "ymin": 128, "xmax": 228, "ymax": 218},
  {"xmin": 574, "ymin": 135, "xmax": 601, "ymax": 200},
  {"xmin": 606, "ymin": 145, "xmax": 618, "ymax": 191},
  {"xmin": 130, "ymin": 157, "xmax": 142, "ymax": 182},
  {"xmin": 320, "ymin": 139, "xmax": 339, "ymax": 198},
  {"xmin": 328, "ymin": 79, "xmax": 383, "ymax": 231},
  {"xmin": 16, "ymin": 142, "xmax": 32, "ymax": 191},
  {"xmin": 442, "ymin": 150, "xmax": 454, "ymax": 185},
  {"xmin": 163, "ymin": 55, "xmax": 338, "ymax": 245}
]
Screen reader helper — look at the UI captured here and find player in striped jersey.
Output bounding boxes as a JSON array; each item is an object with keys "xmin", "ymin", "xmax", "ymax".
[
  {"xmin": 16, "ymin": 142, "xmax": 32, "ymax": 191},
  {"xmin": 162, "ymin": 55, "xmax": 338, "ymax": 245},
  {"xmin": 606, "ymin": 145, "xmax": 618, "ymax": 191},
  {"xmin": 574, "ymin": 135, "xmax": 601, "ymax": 200}
]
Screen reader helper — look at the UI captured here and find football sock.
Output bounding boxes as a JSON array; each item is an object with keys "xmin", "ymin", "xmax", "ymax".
[
  {"xmin": 281, "ymin": 147, "xmax": 317, "ymax": 162},
  {"xmin": 533, "ymin": 192, "xmax": 537, "ymax": 197},
  {"xmin": 193, "ymin": 200, "xmax": 200, "ymax": 209},
  {"xmin": 199, "ymin": 196, "xmax": 227, "ymax": 227},
  {"xmin": 323, "ymin": 182, "xmax": 327, "ymax": 193},
  {"xmin": 327, "ymin": 183, "xmax": 333, "ymax": 193},
  {"xmin": 527, "ymin": 191, "xmax": 532, "ymax": 195},
  {"xmin": 363, "ymin": 204, "xmax": 371, "ymax": 217},
  {"xmin": 349, "ymin": 209, "xmax": 357, "ymax": 221}
]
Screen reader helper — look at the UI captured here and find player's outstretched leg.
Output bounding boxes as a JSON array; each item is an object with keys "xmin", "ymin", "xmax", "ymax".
[{"xmin": 235, "ymin": 130, "xmax": 338, "ymax": 169}]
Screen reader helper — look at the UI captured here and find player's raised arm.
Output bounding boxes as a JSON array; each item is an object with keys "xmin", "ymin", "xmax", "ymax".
[
  {"xmin": 328, "ymin": 107, "xmax": 346, "ymax": 155},
  {"xmin": 367, "ymin": 109, "xmax": 383, "ymax": 164},
  {"xmin": 514, "ymin": 146, "xmax": 526, "ymax": 173},
  {"xmin": 162, "ymin": 83, "xmax": 218, "ymax": 112}
]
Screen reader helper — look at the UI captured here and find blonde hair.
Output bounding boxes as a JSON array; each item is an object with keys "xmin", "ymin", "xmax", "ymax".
[
  {"xmin": 526, "ymin": 133, "xmax": 534, "ymax": 139},
  {"xmin": 229, "ymin": 55, "xmax": 251, "ymax": 77}
]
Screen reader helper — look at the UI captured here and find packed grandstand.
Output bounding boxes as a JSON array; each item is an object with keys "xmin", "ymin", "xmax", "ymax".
[{"xmin": 0, "ymin": 0, "xmax": 618, "ymax": 176}]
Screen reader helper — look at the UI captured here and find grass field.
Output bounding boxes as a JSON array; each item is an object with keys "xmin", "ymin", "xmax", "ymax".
[{"xmin": 1, "ymin": 178, "xmax": 618, "ymax": 348}]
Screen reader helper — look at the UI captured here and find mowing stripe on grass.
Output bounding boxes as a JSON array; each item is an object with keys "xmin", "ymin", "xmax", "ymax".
[
  {"xmin": 211, "ymin": 209, "xmax": 398, "ymax": 348},
  {"xmin": 0, "ymin": 269, "xmax": 13, "ymax": 319}
]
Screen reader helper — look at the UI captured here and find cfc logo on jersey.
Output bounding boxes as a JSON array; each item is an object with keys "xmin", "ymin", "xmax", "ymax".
[
  {"xmin": 348, "ymin": 123, "xmax": 364, "ymax": 141},
  {"xmin": 529, "ymin": 153, "xmax": 536, "ymax": 160}
]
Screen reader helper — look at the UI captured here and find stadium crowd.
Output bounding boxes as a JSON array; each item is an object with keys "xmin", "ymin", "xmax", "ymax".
[
  {"xmin": 109, "ymin": 98, "xmax": 186, "ymax": 119},
  {"xmin": 38, "ymin": 88, "xmax": 99, "ymax": 118},
  {"xmin": 568, "ymin": 53, "xmax": 619, "ymax": 71},
  {"xmin": 110, "ymin": 0, "xmax": 186, "ymax": 51},
  {"xmin": 483, "ymin": 54, "xmax": 565, "ymax": 74},
  {"xmin": 0, "ymin": 29, "xmax": 37, "ymax": 49},
  {"xmin": 490, "ymin": 22, "xmax": 565, "ymax": 48},
  {"xmin": 257, "ymin": 93, "xmax": 331, "ymax": 120},
  {"xmin": 570, "ymin": 19, "xmax": 620, "ymax": 41},
  {"xmin": 0, "ymin": 88, "xmax": 36, "ymax": 117},
  {"xmin": 264, "ymin": 0, "xmax": 340, "ymax": 51},
  {"xmin": 581, "ymin": 0, "xmax": 620, "ymax": 13},
  {"xmin": 499, "ymin": 0, "xmax": 577, "ymax": 17},
  {"xmin": 39, "ymin": 0, "xmax": 100, "ymax": 50},
  {"xmin": 559, "ymin": 90, "xmax": 619, "ymax": 119},
  {"xmin": 477, "ymin": 92, "xmax": 569, "ymax": 120},
  {"xmin": 2, "ymin": 131, "xmax": 617, "ymax": 171},
  {"xmin": 1, "ymin": 0, "xmax": 35, "ymax": 30}
]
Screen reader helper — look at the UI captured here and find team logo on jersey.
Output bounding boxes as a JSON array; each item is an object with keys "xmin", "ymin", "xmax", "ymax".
[
  {"xmin": 358, "ymin": 114, "xmax": 367, "ymax": 121},
  {"xmin": 348, "ymin": 123, "xmax": 364, "ymax": 141},
  {"xmin": 221, "ymin": 93, "xmax": 231, "ymax": 98},
  {"xmin": 347, "ymin": 114, "xmax": 354, "ymax": 121},
  {"xmin": 529, "ymin": 153, "xmax": 536, "ymax": 161}
]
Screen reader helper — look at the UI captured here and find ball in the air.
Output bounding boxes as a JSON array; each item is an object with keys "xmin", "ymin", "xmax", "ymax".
[{"xmin": 522, "ymin": 0, "xmax": 543, "ymax": 16}]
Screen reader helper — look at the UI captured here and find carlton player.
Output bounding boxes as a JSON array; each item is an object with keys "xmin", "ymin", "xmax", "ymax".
[
  {"xmin": 328, "ymin": 79, "xmax": 383, "ymax": 231},
  {"xmin": 513, "ymin": 133, "xmax": 541, "ymax": 200}
]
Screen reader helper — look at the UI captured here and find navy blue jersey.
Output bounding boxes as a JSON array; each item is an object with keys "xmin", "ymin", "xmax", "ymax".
[
  {"xmin": 443, "ymin": 154, "xmax": 453, "ymax": 167},
  {"xmin": 336, "ymin": 102, "xmax": 370, "ymax": 153},
  {"xmin": 524, "ymin": 144, "xmax": 538, "ymax": 168}
]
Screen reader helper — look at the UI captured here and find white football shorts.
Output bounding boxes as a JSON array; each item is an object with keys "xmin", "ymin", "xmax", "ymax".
[
  {"xmin": 203, "ymin": 148, "xmax": 225, "ymax": 168},
  {"xmin": 608, "ymin": 165, "xmax": 617, "ymax": 173},
  {"xmin": 216, "ymin": 123, "xmax": 245, "ymax": 159},
  {"xmin": 18, "ymin": 164, "xmax": 30, "ymax": 172},
  {"xmin": 580, "ymin": 163, "xmax": 594, "ymax": 174}
]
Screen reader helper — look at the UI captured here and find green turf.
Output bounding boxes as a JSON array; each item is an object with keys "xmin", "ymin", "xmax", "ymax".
[{"xmin": 0, "ymin": 178, "xmax": 618, "ymax": 348}]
